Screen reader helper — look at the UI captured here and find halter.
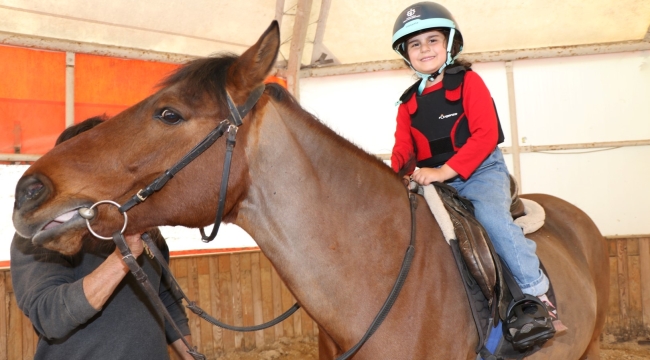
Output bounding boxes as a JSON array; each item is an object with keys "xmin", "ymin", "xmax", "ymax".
[{"xmin": 78, "ymin": 83, "xmax": 417, "ymax": 360}]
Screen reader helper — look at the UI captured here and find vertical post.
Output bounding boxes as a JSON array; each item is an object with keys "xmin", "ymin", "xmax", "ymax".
[
  {"xmin": 65, "ymin": 52, "xmax": 75, "ymax": 128},
  {"xmin": 275, "ymin": 0, "xmax": 285, "ymax": 27},
  {"xmin": 310, "ymin": 0, "xmax": 332, "ymax": 64},
  {"xmin": 505, "ymin": 61, "xmax": 522, "ymax": 192},
  {"xmin": 286, "ymin": 0, "xmax": 313, "ymax": 102}
]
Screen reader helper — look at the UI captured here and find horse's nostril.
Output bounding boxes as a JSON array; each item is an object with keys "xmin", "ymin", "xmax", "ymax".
[
  {"xmin": 15, "ymin": 176, "xmax": 47, "ymax": 210},
  {"xmin": 25, "ymin": 183, "xmax": 44, "ymax": 199}
]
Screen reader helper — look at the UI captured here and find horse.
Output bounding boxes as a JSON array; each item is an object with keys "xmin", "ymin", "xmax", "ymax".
[{"xmin": 13, "ymin": 21, "xmax": 608, "ymax": 359}]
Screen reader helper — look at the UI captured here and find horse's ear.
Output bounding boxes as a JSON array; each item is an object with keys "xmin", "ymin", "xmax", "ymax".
[{"xmin": 229, "ymin": 21, "xmax": 280, "ymax": 91}]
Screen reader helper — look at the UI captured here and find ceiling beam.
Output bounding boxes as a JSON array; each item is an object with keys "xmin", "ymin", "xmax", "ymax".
[
  {"xmin": 298, "ymin": 38, "xmax": 650, "ymax": 78},
  {"xmin": 285, "ymin": 0, "xmax": 313, "ymax": 101},
  {"xmin": 0, "ymin": 31, "xmax": 197, "ymax": 64},
  {"xmin": 3, "ymin": 30, "xmax": 649, "ymax": 78}
]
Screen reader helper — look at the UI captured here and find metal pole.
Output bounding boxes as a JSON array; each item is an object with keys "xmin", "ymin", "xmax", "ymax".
[
  {"xmin": 65, "ymin": 52, "xmax": 75, "ymax": 128},
  {"xmin": 505, "ymin": 62, "xmax": 522, "ymax": 193}
]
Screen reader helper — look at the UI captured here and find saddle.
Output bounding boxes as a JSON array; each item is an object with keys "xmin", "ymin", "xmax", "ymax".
[{"xmin": 422, "ymin": 177, "xmax": 556, "ymax": 359}]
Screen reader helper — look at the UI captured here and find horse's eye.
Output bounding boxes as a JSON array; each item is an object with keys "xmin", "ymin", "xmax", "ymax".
[{"xmin": 155, "ymin": 109, "xmax": 184, "ymax": 125}]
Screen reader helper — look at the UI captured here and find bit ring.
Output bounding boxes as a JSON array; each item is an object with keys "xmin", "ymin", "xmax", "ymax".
[{"xmin": 85, "ymin": 200, "xmax": 128, "ymax": 240}]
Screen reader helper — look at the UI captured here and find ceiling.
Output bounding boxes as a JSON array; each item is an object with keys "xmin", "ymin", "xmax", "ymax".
[{"xmin": 1, "ymin": 0, "xmax": 650, "ymax": 77}]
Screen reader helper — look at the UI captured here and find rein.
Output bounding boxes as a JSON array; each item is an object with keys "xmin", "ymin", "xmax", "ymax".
[{"xmin": 79, "ymin": 84, "xmax": 417, "ymax": 359}]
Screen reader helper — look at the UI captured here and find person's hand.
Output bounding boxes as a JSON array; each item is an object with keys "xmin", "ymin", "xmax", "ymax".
[
  {"xmin": 411, "ymin": 165, "xmax": 458, "ymax": 185},
  {"xmin": 114, "ymin": 233, "xmax": 145, "ymax": 258}
]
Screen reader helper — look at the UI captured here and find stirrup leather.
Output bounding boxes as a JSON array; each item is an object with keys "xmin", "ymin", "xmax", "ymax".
[{"xmin": 503, "ymin": 295, "xmax": 556, "ymax": 350}]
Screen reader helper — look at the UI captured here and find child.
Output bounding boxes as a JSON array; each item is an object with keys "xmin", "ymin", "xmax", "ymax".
[{"xmin": 390, "ymin": 1, "xmax": 563, "ymax": 349}]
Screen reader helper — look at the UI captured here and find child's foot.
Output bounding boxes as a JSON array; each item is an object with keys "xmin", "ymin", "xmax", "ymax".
[
  {"xmin": 538, "ymin": 294, "xmax": 568, "ymax": 333},
  {"xmin": 505, "ymin": 295, "xmax": 557, "ymax": 350}
]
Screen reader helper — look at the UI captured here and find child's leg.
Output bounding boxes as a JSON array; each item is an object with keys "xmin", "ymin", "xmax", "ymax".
[{"xmin": 447, "ymin": 149, "xmax": 548, "ymax": 296}]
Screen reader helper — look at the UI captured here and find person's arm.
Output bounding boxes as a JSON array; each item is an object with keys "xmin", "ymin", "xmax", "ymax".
[
  {"xmin": 11, "ymin": 233, "xmax": 144, "ymax": 339},
  {"xmin": 82, "ymin": 233, "xmax": 144, "ymax": 310},
  {"xmin": 170, "ymin": 335, "xmax": 195, "ymax": 360},
  {"xmin": 391, "ymin": 103, "xmax": 416, "ymax": 174}
]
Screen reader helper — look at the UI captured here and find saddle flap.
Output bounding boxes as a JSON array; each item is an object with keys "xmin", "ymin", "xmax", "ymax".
[{"xmin": 432, "ymin": 183, "xmax": 501, "ymax": 303}]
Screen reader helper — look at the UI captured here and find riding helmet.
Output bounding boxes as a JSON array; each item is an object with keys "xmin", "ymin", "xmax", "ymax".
[{"xmin": 392, "ymin": 2, "xmax": 464, "ymax": 92}]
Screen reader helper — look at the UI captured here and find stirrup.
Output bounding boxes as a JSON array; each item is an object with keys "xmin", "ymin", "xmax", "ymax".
[{"xmin": 503, "ymin": 295, "xmax": 556, "ymax": 350}]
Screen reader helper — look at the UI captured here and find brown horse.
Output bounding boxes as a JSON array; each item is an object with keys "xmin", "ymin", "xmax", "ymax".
[{"xmin": 13, "ymin": 22, "xmax": 608, "ymax": 359}]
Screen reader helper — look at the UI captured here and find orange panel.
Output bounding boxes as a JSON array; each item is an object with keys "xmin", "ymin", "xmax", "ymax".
[
  {"xmin": 0, "ymin": 45, "xmax": 65, "ymax": 155},
  {"xmin": 74, "ymin": 54, "xmax": 179, "ymax": 122}
]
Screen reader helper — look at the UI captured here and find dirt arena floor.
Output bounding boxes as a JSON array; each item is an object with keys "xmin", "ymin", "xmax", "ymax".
[{"xmin": 212, "ymin": 333, "xmax": 650, "ymax": 359}]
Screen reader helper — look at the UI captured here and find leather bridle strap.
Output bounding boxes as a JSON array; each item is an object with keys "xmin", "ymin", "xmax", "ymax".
[
  {"xmin": 117, "ymin": 84, "xmax": 265, "ymax": 215},
  {"xmin": 112, "ymin": 232, "xmax": 206, "ymax": 360},
  {"xmin": 140, "ymin": 232, "xmax": 301, "ymax": 331}
]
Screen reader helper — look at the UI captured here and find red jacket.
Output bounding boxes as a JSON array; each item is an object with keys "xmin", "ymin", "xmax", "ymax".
[{"xmin": 391, "ymin": 71, "xmax": 500, "ymax": 179}]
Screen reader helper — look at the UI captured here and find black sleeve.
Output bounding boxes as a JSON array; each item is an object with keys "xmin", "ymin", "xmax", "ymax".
[{"xmin": 10, "ymin": 233, "xmax": 99, "ymax": 340}]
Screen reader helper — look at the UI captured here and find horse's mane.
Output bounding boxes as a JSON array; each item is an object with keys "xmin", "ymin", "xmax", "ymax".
[
  {"xmin": 161, "ymin": 55, "xmax": 398, "ymax": 179},
  {"xmin": 159, "ymin": 54, "xmax": 238, "ymax": 109}
]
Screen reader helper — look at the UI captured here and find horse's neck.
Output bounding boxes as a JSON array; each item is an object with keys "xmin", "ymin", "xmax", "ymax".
[{"xmin": 236, "ymin": 102, "xmax": 412, "ymax": 336}]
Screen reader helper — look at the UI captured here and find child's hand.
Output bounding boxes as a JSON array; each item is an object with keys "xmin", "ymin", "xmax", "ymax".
[{"xmin": 411, "ymin": 165, "xmax": 458, "ymax": 185}]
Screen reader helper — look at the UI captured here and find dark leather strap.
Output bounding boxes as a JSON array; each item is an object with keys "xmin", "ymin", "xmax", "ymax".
[
  {"xmin": 119, "ymin": 121, "xmax": 230, "ymax": 213},
  {"xmin": 140, "ymin": 232, "xmax": 301, "ymax": 332},
  {"xmin": 336, "ymin": 192, "xmax": 417, "ymax": 360},
  {"xmin": 199, "ymin": 126, "xmax": 237, "ymax": 242},
  {"xmin": 118, "ymin": 84, "xmax": 265, "ymax": 214},
  {"xmin": 112, "ymin": 232, "xmax": 206, "ymax": 360}
]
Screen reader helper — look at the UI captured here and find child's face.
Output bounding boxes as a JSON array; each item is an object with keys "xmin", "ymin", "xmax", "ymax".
[{"xmin": 406, "ymin": 30, "xmax": 447, "ymax": 75}]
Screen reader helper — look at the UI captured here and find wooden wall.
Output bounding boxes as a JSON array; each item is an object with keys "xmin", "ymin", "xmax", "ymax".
[
  {"xmin": 0, "ymin": 236, "xmax": 646, "ymax": 359},
  {"xmin": 606, "ymin": 236, "xmax": 650, "ymax": 340}
]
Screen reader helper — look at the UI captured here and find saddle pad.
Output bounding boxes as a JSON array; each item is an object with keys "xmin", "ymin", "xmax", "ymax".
[{"xmin": 515, "ymin": 199, "xmax": 545, "ymax": 235}]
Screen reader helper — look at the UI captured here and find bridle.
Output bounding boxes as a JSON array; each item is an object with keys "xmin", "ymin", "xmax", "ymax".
[{"xmin": 78, "ymin": 83, "xmax": 417, "ymax": 360}]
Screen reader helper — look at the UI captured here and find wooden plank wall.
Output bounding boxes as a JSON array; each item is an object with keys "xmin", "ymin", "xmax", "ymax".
[
  {"xmin": 606, "ymin": 236, "xmax": 650, "ymax": 340},
  {"xmin": 0, "ymin": 237, "xmax": 647, "ymax": 359}
]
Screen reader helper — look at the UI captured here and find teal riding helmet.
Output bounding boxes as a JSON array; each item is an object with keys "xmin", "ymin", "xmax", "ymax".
[{"xmin": 392, "ymin": 2, "xmax": 464, "ymax": 94}]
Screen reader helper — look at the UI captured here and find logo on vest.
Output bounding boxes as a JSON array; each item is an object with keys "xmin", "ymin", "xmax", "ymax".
[{"xmin": 439, "ymin": 113, "xmax": 458, "ymax": 120}]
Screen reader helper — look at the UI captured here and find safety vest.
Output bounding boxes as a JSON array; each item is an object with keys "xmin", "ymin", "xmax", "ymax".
[{"xmin": 399, "ymin": 66, "xmax": 505, "ymax": 168}]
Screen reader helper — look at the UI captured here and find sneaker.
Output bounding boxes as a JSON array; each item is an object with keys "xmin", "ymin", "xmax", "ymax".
[
  {"xmin": 538, "ymin": 294, "xmax": 568, "ymax": 333},
  {"xmin": 504, "ymin": 295, "xmax": 557, "ymax": 350}
]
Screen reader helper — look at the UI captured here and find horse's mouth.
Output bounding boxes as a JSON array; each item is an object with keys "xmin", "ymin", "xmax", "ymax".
[{"xmin": 32, "ymin": 208, "xmax": 87, "ymax": 246}]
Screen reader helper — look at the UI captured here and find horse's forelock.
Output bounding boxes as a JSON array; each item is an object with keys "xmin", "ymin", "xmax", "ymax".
[{"xmin": 159, "ymin": 55, "xmax": 239, "ymax": 107}]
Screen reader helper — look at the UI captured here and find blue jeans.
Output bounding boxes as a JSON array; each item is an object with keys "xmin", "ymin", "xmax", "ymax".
[{"xmin": 445, "ymin": 148, "xmax": 549, "ymax": 296}]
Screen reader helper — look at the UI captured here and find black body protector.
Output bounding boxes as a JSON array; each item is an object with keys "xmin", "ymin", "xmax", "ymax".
[{"xmin": 399, "ymin": 66, "xmax": 505, "ymax": 168}]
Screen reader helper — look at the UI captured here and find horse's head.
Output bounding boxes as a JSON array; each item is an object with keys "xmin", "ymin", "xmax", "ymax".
[{"xmin": 13, "ymin": 22, "xmax": 280, "ymax": 255}]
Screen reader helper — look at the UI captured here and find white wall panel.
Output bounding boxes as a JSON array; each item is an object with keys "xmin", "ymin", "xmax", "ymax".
[
  {"xmin": 520, "ymin": 146, "xmax": 650, "ymax": 236},
  {"xmin": 300, "ymin": 68, "xmax": 413, "ymax": 155},
  {"xmin": 514, "ymin": 51, "xmax": 650, "ymax": 146}
]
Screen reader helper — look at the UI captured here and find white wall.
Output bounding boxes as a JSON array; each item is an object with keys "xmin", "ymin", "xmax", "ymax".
[
  {"xmin": 300, "ymin": 50, "xmax": 650, "ymax": 237},
  {"xmin": 2, "ymin": 49, "xmax": 649, "ymax": 261}
]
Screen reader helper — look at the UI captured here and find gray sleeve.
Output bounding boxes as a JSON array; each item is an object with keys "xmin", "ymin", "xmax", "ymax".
[
  {"xmin": 10, "ymin": 233, "xmax": 99, "ymax": 340},
  {"xmin": 157, "ymin": 242, "xmax": 191, "ymax": 343}
]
